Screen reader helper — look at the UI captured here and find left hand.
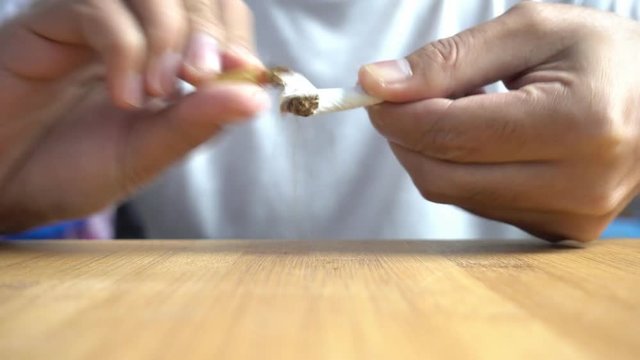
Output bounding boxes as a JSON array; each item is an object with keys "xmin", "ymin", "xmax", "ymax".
[
  {"xmin": 359, "ymin": 2, "xmax": 640, "ymax": 241},
  {"xmin": 0, "ymin": 0, "xmax": 267, "ymax": 232}
]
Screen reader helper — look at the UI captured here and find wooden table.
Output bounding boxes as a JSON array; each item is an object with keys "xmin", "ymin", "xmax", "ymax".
[{"xmin": 0, "ymin": 240, "xmax": 638, "ymax": 360}]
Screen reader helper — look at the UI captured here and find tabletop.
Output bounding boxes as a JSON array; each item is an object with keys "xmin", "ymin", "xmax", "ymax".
[{"xmin": 0, "ymin": 239, "xmax": 638, "ymax": 360}]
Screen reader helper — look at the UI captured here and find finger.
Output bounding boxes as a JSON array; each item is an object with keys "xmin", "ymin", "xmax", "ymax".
[
  {"xmin": 25, "ymin": 0, "xmax": 147, "ymax": 109},
  {"xmin": 118, "ymin": 83, "xmax": 269, "ymax": 191},
  {"xmin": 460, "ymin": 205, "xmax": 610, "ymax": 242},
  {"xmin": 369, "ymin": 84, "xmax": 582, "ymax": 163},
  {"xmin": 127, "ymin": 0, "xmax": 188, "ymax": 97},
  {"xmin": 182, "ymin": 0, "xmax": 224, "ymax": 84},
  {"xmin": 389, "ymin": 143, "xmax": 623, "ymax": 217},
  {"xmin": 0, "ymin": 19, "xmax": 91, "ymax": 80},
  {"xmin": 359, "ymin": 2, "xmax": 572, "ymax": 102},
  {"xmin": 219, "ymin": 0, "xmax": 264, "ymax": 70}
]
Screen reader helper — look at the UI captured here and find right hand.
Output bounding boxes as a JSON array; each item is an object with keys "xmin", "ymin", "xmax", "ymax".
[
  {"xmin": 0, "ymin": 0, "xmax": 269, "ymax": 232},
  {"xmin": 360, "ymin": 2, "xmax": 640, "ymax": 241}
]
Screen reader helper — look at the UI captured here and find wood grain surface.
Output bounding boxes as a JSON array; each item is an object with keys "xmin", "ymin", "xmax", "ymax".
[{"xmin": 0, "ymin": 239, "xmax": 639, "ymax": 360}]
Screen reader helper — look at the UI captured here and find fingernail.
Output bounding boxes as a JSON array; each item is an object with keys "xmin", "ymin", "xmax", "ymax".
[
  {"xmin": 123, "ymin": 73, "xmax": 144, "ymax": 108},
  {"xmin": 363, "ymin": 59, "xmax": 413, "ymax": 85},
  {"xmin": 228, "ymin": 45, "xmax": 264, "ymax": 68},
  {"xmin": 185, "ymin": 32, "xmax": 222, "ymax": 74},
  {"xmin": 148, "ymin": 51, "xmax": 181, "ymax": 96}
]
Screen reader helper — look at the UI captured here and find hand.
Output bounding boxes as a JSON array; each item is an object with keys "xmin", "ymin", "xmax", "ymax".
[
  {"xmin": 359, "ymin": 2, "xmax": 640, "ymax": 241},
  {"xmin": 0, "ymin": 0, "xmax": 269, "ymax": 232}
]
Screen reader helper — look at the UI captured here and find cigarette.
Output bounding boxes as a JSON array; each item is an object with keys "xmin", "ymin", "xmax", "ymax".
[
  {"xmin": 275, "ymin": 69, "xmax": 382, "ymax": 117},
  {"xmin": 177, "ymin": 67, "xmax": 382, "ymax": 117},
  {"xmin": 288, "ymin": 87, "xmax": 382, "ymax": 117},
  {"xmin": 177, "ymin": 68, "xmax": 271, "ymax": 95}
]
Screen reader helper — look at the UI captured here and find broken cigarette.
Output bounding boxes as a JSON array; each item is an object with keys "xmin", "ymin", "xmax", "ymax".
[
  {"xmin": 289, "ymin": 87, "xmax": 382, "ymax": 116},
  {"xmin": 274, "ymin": 68, "xmax": 383, "ymax": 117},
  {"xmin": 178, "ymin": 67, "xmax": 383, "ymax": 117}
]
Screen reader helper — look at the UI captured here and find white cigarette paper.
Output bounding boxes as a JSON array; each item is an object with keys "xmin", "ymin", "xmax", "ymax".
[
  {"xmin": 315, "ymin": 87, "xmax": 382, "ymax": 115},
  {"xmin": 177, "ymin": 69, "xmax": 383, "ymax": 117}
]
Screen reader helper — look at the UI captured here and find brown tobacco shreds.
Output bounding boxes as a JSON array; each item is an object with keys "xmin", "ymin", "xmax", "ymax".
[
  {"xmin": 268, "ymin": 67, "xmax": 292, "ymax": 87},
  {"xmin": 281, "ymin": 95, "xmax": 319, "ymax": 117}
]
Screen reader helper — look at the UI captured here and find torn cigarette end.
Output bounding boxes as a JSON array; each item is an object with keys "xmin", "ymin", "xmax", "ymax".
[
  {"xmin": 281, "ymin": 87, "xmax": 382, "ymax": 117},
  {"xmin": 272, "ymin": 68, "xmax": 383, "ymax": 117},
  {"xmin": 281, "ymin": 95, "xmax": 320, "ymax": 117}
]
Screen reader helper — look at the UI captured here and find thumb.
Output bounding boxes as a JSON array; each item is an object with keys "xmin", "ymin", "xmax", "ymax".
[{"xmin": 359, "ymin": 3, "xmax": 564, "ymax": 102}]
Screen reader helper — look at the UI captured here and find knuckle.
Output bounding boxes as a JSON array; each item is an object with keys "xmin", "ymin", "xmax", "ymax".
[
  {"xmin": 413, "ymin": 113, "xmax": 474, "ymax": 162},
  {"xmin": 411, "ymin": 35, "xmax": 467, "ymax": 94},
  {"xmin": 229, "ymin": 8, "xmax": 254, "ymax": 46},
  {"xmin": 426, "ymin": 36, "xmax": 463, "ymax": 69},
  {"xmin": 465, "ymin": 186, "xmax": 504, "ymax": 206},
  {"xmin": 406, "ymin": 164, "xmax": 458, "ymax": 204},
  {"xmin": 73, "ymin": 1, "xmax": 107, "ymax": 27},
  {"xmin": 460, "ymin": 178, "xmax": 520, "ymax": 208},
  {"xmin": 146, "ymin": 20, "xmax": 188, "ymax": 51},
  {"xmin": 420, "ymin": 128, "xmax": 472, "ymax": 162},
  {"xmin": 586, "ymin": 99, "xmax": 628, "ymax": 153},
  {"xmin": 507, "ymin": 1, "xmax": 538, "ymax": 15},
  {"xmin": 186, "ymin": 0, "xmax": 212, "ymax": 13},
  {"xmin": 492, "ymin": 116, "xmax": 520, "ymax": 142},
  {"xmin": 581, "ymin": 187, "xmax": 621, "ymax": 216},
  {"xmin": 368, "ymin": 110, "xmax": 386, "ymax": 134},
  {"xmin": 577, "ymin": 222, "xmax": 610, "ymax": 242},
  {"xmin": 221, "ymin": 0, "xmax": 255, "ymax": 26},
  {"xmin": 187, "ymin": 1, "xmax": 225, "ymax": 36},
  {"xmin": 414, "ymin": 169, "xmax": 478, "ymax": 206},
  {"xmin": 366, "ymin": 104, "xmax": 397, "ymax": 136},
  {"xmin": 144, "ymin": 28, "xmax": 171, "ymax": 51},
  {"xmin": 73, "ymin": 1, "xmax": 145, "ymax": 58},
  {"xmin": 76, "ymin": 0, "xmax": 103, "ymax": 13},
  {"xmin": 231, "ymin": 0, "xmax": 254, "ymax": 21},
  {"xmin": 416, "ymin": 180, "xmax": 455, "ymax": 204},
  {"xmin": 71, "ymin": 1, "xmax": 92, "ymax": 17},
  {"xmin": 555, "ymin": 219, "xmax": 609, "ymax": 243},
  {"xmin": 507, "ymin": 1, "xmax": 547, "ymax": 29},
  {"xmin": 533, "ymin": 226, "xmax": 598, "ymax": 243},
  {"xmin": 229, "ymin": 32, "xmax": 253, "ymax": 50},
  {"xmin": 148, "ymin": 30, "xmax": 183, "ymax": 54},
  {"xmin": 521, "ymin": 214, "xmax": 608, "ymax": 243},
  {"xmin": 107, "ymin": 32, "xmax": 145, "ymax": 60}
]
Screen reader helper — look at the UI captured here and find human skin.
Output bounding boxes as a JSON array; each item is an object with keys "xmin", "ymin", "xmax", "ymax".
[
  {"xmin": 0, "ymin": 0, "xmax": 269, "ymax": 232},
  {"xmin": 360, "ymin": 2, "xmax": 640, "ymax": 241}
]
